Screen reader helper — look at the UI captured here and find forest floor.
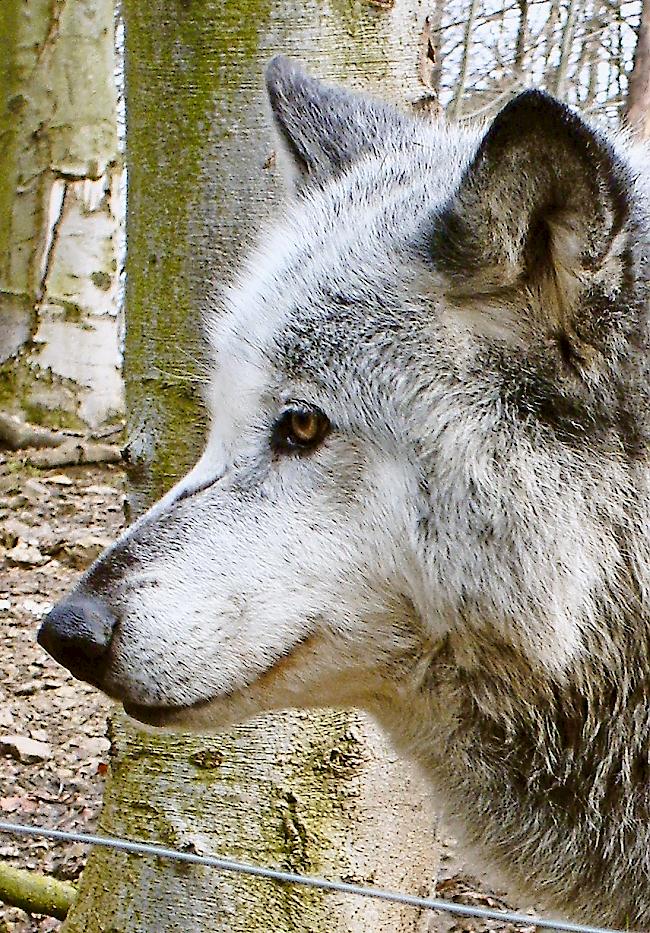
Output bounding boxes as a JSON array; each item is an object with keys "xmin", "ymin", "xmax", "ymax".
[
  {"xmin": 0, "ymin": 453, "xmax": 535, "ymax": 933},
  {"xmin": 0, "ymin": 454, "xmax": 121, "ymax": 933}
]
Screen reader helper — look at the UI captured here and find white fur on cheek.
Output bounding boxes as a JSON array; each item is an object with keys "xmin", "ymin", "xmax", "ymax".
[{"xmin": 104, "ymin": 443, "xmax": 422, "ymax": 712}]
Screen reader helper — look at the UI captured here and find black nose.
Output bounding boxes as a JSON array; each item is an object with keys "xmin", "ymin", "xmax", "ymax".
[{"xmin": 37, "ymin": 596, "xmax": 116, "ymax": 684}]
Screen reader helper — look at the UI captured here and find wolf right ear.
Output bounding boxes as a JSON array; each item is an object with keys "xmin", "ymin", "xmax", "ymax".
[
  {"xmin": 432, "ymin": 91, "xmax": 630, "ymax": 325},
  {"xmin": 265, "ymin": 56, "xmax": 409, "ymax": 191}
]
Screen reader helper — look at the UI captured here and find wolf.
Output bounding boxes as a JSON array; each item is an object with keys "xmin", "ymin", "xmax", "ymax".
[{"xmin": 38, "ymin": 57, "xmax": 650, "ymax": 928}]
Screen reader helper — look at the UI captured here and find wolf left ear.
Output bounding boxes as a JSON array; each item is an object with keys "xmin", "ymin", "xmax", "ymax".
[
  {"xmin": 265, "ymin": 56, "xmax": 409, "ymax": 190},
  {"xmin": 433, "ymin": 90, "xmax": 630, "ymax": 308}
]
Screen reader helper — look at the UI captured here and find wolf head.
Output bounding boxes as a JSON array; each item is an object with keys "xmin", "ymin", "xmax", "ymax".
[{"xmin": 39, "ymin": 58, "xmax": 650, "ymax": 735}]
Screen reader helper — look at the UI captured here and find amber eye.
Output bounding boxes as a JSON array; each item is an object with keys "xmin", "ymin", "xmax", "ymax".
[
  {"xmin": 272, "ymin": 405, "xmax": 330, "ymax": 453},
  {"xmin": 290, "ymin": 410, "xmax": 320, "ymax": 443}
]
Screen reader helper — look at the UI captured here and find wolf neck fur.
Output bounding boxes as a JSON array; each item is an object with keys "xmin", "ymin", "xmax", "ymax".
[{"xmin": 385, "ymin": 608, "xmax": 650, "ymax": 926}]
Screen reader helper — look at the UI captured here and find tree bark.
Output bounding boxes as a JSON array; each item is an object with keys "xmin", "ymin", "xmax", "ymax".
[
  {"xmin": 417, "ymin": 1, "xmax": 444, "ymax": 109},
  {"xmin": 0, "ymin": 0, "xmax": 123, "ymax": 430},
  {"xmin": 64, "ymin": 711, "xmax": 436, "ymax": 932},
  {"xmin": 626, "ymin": 0, "xmax": 650, "ymax": 138},
  {"xmin": 61, "ymin": 2, "xmax": 438, "ymax": 931}
]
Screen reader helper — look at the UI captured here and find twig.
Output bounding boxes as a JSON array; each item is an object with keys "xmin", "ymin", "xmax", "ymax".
[
  {"xmin": 0, "ymin": 412, "xmax": 78, "ymax": 451},
  {"xmin": 26, "ymin": 439, "xmax": 122, "ymax": 468},
  {"xmin": 0, "ymin": 861, "xmax": 76, "ymax": 920},
  {"xmin": 0, "ymin": 411, "xmax": 123, "ymax": 465}
]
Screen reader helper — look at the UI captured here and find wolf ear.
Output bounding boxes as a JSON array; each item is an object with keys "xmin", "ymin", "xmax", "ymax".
[
  {"xmin": 432, "ymin": 90, "xmax": 629, "ymax": 315},
  {"xmin": 265, "ymin": 56, "xmax": 407, "ymax": 190}
]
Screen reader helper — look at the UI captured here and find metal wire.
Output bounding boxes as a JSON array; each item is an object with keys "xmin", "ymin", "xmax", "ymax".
[{"xmin": 0, "ymin": 820, "xmax": 631, "ymax": 933}]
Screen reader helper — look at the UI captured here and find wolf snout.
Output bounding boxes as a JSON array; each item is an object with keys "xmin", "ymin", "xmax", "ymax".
[{"xmin": 38, "ymin": 596, "xmax": 116, "ymax": 685}]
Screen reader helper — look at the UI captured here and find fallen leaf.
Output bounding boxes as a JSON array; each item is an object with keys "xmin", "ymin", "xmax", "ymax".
[
  {"xmin": 30, "ymin": 729, "xmax": 49, "ymax": 743},
  {"xmin": 43, "ymin": 474, "xmax": 73, "ymax": 486},
  {"xmin": 0, "ymin": 734, "xmax": 52, "ymax": 763},
  {"xmin": 0, "ymin": 795, "xmax": 22, "ymax": 812},
  {"xmin": 6, "ymin": 540, "xmax": 48, "ymax": 567},
  {"xmin": 21, "ymin": 598, "xmax": 54, "ymax": 616}
]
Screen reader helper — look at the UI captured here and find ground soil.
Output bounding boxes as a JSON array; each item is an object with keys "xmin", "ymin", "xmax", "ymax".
[
  {"xmin": 0, "ymin": 454, "xmax": 121, "ymax": 933},
  {"xmin": 0, "ymin": 454, "xmax": 535, "ymax": 933}
]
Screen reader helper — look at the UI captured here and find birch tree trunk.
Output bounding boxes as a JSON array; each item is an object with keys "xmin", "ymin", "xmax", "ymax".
[
  {"xmin": 626, "ymin": 0, "xmax": 650, "ymax": 139},
  {"xmin": 0, "ymin": 0, "xmax": 123, "ymax": 430},
  {"xmin": 62, "ymin": 2, "xmax": 438, "ymax": 931}
]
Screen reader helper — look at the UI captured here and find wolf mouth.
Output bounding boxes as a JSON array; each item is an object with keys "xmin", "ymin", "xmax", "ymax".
[
  {"xmin": 122, "ymin": 630, "xmax": 317, "ymax": 726},
  {"xmin": 122, "ymin": 698, "xmax": 207, "ymax": 726}
]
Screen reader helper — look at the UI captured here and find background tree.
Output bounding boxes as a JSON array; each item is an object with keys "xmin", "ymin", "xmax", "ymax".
[
  {"xmin": 427, "ymin": 0, "xmax": 642, "ymax": 121},
  {"xmin": 626, "ymin": 0, "xmax": 650, "ymax": 138},
  {"xmin": 61, "ymin": 2, "xmax": 438, "ymax": 931},
  {"xmin": 0, "ymin": 0, "xmax": 123, "ymax": 430}
]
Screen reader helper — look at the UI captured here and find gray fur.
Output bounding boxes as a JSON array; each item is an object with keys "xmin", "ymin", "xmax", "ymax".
[
  {"xmin": 265, "ymin": 55, "xmax": 415, "ymax": 189},
  {"xmin": 40, "ymin": 58, "xmax": 650, "ymax": 928}
]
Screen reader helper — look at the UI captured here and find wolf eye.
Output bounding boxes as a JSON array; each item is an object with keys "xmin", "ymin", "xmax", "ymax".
[{"xmin": 272, "ymin": 405, "xmax": 330, "ymax": 453}]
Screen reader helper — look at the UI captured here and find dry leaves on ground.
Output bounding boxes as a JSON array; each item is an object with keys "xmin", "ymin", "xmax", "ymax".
[{"xmin": 0, "ymin": 454, "xmax": 123, "ymax": 932}]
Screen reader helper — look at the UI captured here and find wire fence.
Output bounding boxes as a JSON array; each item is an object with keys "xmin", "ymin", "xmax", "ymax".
[{"xmin": 0, "ymin": 820, "xmax": 633, "ymax": 933}]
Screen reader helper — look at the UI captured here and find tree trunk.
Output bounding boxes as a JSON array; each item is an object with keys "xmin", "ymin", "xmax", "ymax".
[
  {"xmin": 583, "ymin": 1, "xmax": 602, "ymax": 108},
  {"xmin": 541, "ymin": 0, "xmax": 560, "ymax": 86},
  {"xmin": 626, "ymin": 0, "xmax": 650, "ymax": 139},
  {"xmin": 0, "ymin": 0, "xmax": 123, "ymax": 430},
  {"xmin": 553, "ymin": 0, "xmax": 580, "ymax": 98},
  {"xmin": 447, "ymin": 0, "xmax": 480, "ymax": 119},
  {"xmin": 62, "ymin": 2, "xmax": 438, "ymax": 931},
  {"xmin": 513, "ymin": 0, "xmax": 529, "ymax": 77}
]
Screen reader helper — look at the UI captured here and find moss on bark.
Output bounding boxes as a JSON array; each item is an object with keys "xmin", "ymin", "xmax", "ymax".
[{"xmin": 121, "ymin": 0, "xmax": 277, "ymax": 509}]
